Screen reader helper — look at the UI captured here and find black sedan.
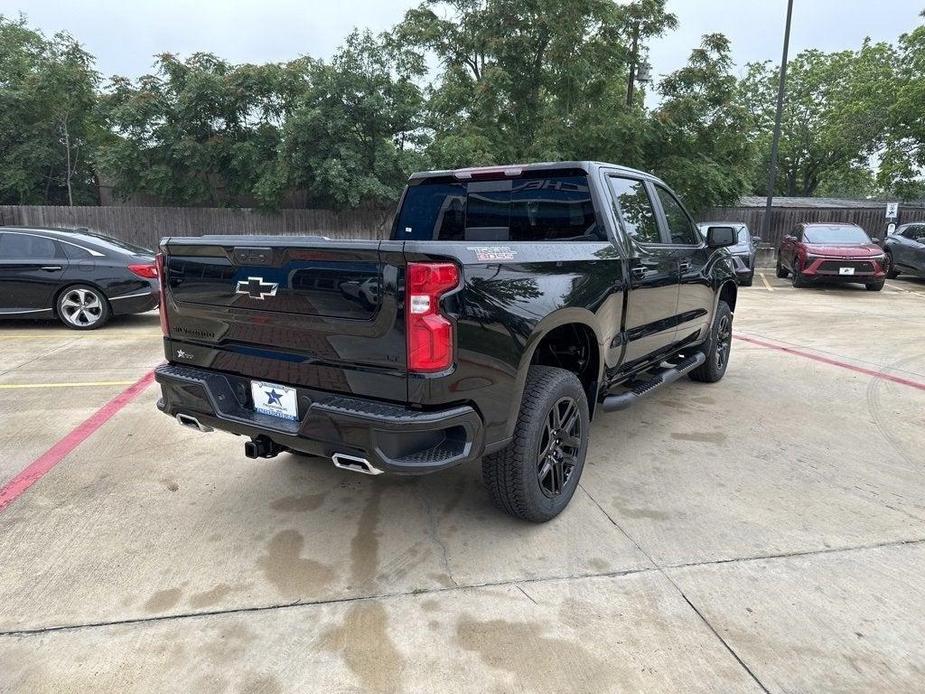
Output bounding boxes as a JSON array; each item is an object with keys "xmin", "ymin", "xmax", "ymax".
[
  {"xmin": 0, "ymin": 226, "xmax": 159, "ymax": 329},
  {"xmin": 884, "ymin": 222, "xmax": 925, "ymax": 279}
]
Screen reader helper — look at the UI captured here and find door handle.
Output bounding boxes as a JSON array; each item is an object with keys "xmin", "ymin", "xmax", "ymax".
[
  {"xmin": 679, "ymin": 261, "xmax": 691, "ymax": 273},
  {"xmin": 40, "ymin": 265, "xmax": 63, "ymax": 271}
]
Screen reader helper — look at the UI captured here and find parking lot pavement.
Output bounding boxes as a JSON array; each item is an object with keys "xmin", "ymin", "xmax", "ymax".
[{"xmin": 1, "ymin": 281, "xmax": 924, "ymax": 692}]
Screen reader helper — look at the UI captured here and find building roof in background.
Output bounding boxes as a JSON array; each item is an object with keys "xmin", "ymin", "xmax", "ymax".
[{"xmin": 738, "ymin": 196, "xmax": 925, "ymax": 209}]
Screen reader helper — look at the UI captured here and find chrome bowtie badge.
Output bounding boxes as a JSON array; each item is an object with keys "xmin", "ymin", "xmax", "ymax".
[{"xmin": 236, "ymin": 277, "xmax": 278, "ymax": 300}]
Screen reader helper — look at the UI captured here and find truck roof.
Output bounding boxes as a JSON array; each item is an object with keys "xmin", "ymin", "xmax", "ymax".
[{"xmin": 408, "ymin": 161, "xmax": 661, "ymax": 183}]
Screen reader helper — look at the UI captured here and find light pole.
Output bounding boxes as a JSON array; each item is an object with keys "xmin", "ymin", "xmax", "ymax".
[{"xmin": 762, "ymin": 0, "xmax": 795, "ymax": 242}]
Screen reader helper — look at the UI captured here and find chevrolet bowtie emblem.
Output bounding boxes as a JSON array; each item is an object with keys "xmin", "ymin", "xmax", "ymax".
[{"xmin": 236, "ymin": 276, "xmax": 278, "ymax": 300}]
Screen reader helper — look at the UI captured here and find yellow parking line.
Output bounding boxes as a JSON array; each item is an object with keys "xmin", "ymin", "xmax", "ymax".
[
  {"xmin": 758, "ymin": 272, "xmax": 775, "ymax": 292},
  {"xmin": 0, "ymin": 380, "xmax": 136, "ymax": 390}
]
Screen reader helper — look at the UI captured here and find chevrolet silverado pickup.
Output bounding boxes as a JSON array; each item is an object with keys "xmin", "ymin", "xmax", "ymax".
[{"xmin": 154, "ymin": 162, "xmax": 739, "ymax": 521}]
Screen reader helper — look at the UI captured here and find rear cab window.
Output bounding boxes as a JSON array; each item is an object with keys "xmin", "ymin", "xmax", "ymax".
[{"xmin": 393, "ymin": 171, "xmax": 603, "ymax": 242}]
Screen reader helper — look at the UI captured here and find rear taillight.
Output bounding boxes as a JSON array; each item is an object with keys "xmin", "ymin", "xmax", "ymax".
[
  {"xmin": 155, "ymin": 252, "xmax": 168, "ymax": 336},
  {"xmin": 406, "ymin": 262, "xmax": 459, "ymax": 372},
  {"xmin": 127, "ymin": 262, "xmax": 158, "ymax": 279}
]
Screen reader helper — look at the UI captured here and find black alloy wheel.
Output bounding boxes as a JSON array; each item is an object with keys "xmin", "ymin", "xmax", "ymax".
[{"xmin": 537, "ymin": 396, "xmax": 582, "ymax": 498}]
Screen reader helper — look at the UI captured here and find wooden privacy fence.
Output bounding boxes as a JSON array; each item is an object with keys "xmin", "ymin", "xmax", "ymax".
[
  {"xmin": 0, "ymin": 205, "xmax": 393, "ymax": 251},
  {"xmin": 698, "ymin": 206, "xmax": 925, "ymax": 248},
  {"xmin": 4, "ymin": 203, "xmax": 925, "ymax": 254}
]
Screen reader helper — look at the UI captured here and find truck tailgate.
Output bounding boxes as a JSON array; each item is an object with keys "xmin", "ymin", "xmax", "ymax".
[{"xmin": 160, "ymin": 236, "xmax": 407, "ymax": 401}]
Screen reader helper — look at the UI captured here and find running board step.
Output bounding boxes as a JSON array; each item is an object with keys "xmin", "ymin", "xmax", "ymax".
[{"xmin": 601, "ymin": 352, "xmax": 706, "ymax": 412}]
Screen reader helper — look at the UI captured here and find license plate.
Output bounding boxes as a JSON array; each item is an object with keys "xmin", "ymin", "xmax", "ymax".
[
  {"xmin": 251, "ymin": 380, "xmax": 298, "ymax": 421},
  {"xmin": 839, "ymin": 267, "xmax": 855, "ymax": 276}
]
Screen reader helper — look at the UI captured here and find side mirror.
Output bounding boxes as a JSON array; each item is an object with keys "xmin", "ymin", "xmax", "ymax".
[
  {"xmin": 706, "ymin": 225, "xmax": 737, "ymax": 248},
  {"xmin": 783, "ymin": 235, "xmax": 795, "ymax": 242},
  {"xmin": 752, "ymin": 235, "xmax": 762, "ymax": 245},
  {"xmin": 870, "ymin": 237, "xmax": 881, "ymax": 244}
]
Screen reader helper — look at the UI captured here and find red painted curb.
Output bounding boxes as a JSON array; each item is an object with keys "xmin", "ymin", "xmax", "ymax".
[
  {"xmin": 733, "ymin": 333, "xmax": 925, "ymax": 393},
  {"xmin": 0, "ymin": 370, "xmax": 156, "ymax": 513}
]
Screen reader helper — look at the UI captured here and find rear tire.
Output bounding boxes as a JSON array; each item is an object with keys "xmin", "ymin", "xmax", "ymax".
[
  {"xmin": 776, "ymin": 259, "xmax": 789, "ymax": 278},
  {"xmin": 56, "ymin": 285, "xmax": 111, "ymax": 330},
  {"xmin": 482, "ymin": 366, "xmax": 589, "ymax": 523},
  {"xmin": 865, "ymin": 281, "xmax": 885, "ymax": 292},
  {"xmin": 689, "ymin": 300, "xmax": 733, "ymax": 383}
]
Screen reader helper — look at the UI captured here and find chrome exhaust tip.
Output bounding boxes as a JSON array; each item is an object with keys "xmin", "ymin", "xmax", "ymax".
[
  {"xmin": 176, "ymin": 413, "xmax": 213, "ymax": 433},
  {"xmin": 332, "ymin": 453, "xmax": 384, "ymax": 475}
]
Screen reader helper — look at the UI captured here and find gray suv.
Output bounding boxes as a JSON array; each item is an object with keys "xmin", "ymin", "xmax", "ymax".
[{"xmin": 698, "ymin": 222, "xmax": 759, "ymax": 286}]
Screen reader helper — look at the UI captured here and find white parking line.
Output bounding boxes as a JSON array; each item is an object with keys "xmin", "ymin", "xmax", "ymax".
[
  {"xmin": 886, "ymin": 282, "xmax": 925, "ymax": 297},
  {"xmin": 758, "ymin": 272, "xmax": 774, "ymax": 292}
]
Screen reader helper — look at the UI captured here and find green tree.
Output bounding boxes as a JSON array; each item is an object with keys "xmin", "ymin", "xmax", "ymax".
[
  {"xmin": 647, "ymin": 33, "xmax": 752, "ymax": 212},
  {"xmin": 741, "ymin": 41, "xmax": 895, "ymax": 198},
  {"xmin": 273, "ymin": 30, "xmax": 428, "ymax": 208},
  {"xmin": 879, "ymin": 11, "xmax": 925, "ymax": 200},
  {"xmin": 0, "ymin": 15, "xmax": 100, "ymax": 205},
  {"xmin": 99, "ymin": 53, "xmax": 306, "ymax": 207},
  {"xmin": 397, "ymin": 0, "xmax": 676, "ymax": 168}
]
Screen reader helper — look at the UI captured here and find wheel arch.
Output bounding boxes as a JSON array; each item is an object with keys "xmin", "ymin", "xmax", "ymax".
[
  {"xmin": 717, "ymin": 280, "xmax": 738, "ymax": 313},
  {"xmin": 506, "ymin": 309, "xmax": 605, "ymax": 432}
]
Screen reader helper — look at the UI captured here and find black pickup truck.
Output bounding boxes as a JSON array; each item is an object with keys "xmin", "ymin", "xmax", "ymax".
[{"xmin": 154, "ymin": 162, "xmax": 739, "ymax": 521}]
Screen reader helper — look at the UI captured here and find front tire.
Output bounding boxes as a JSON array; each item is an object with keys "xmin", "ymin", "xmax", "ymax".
[
  {"xmin": 689, "ymin": 300, "xmax": 733, "ymax": 383},
  {"xmin": 739, "ymin": 275, "xmax": 753, "ymax": 287},
  {"xmin": 56, "ymin": 285, "xmax": 111, "ymax": 330},
  {"xmin": 791, "ymin": 260, "xmax": 807, "ymax": 288},
  {"xmin": 482, "ymin": 366, "xmax": 589, "ymax": 523},
  {"xmin": 776, "ymin": 259, "xmax": 789, "ymax": 278},
  {"xmin": 865, "ymin": 281, "xmax": 885, "ymax": 292},
  {"xmin": 885, "ymin": 253, "xmax": 899, "ymax": 279}
]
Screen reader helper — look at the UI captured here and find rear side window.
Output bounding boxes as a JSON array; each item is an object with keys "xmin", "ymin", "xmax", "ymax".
[
  {"xmin": 654, "ymin": 186, "xmax": 699, "ymax": 245},
  {"xmin": 0, "ymin": 233, "xmax": 60, "ymax": 259},
  {"xmin": 607, "ymin": 177, "xmax": 660, "ymax": 244},
  {"xmin": 62, "ymin": 243, "xmax": 94, "ymax": 260},
  {"xmin": 394, "ymin": 174, "xmax": 602, "ymax": 242}
]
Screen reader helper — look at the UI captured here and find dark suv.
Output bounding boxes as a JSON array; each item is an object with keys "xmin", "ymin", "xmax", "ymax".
[
  {"xmin": 698, "ymin": 222, "xmax": 759, "ymax": 286},
  {"xmin": 884, "ymin": 223, "xmax": 925, "ymax": 279}
]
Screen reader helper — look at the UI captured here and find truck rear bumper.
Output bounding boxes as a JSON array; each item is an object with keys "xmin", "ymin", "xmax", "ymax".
[{"xmin": 154, "ymin": 363, "xmax": 484, "ymax": 474}]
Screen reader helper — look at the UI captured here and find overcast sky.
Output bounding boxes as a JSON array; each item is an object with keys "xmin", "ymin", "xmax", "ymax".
[{"xmin": 3, "ymin": 0, "xmax": 923, "ymax": 96}]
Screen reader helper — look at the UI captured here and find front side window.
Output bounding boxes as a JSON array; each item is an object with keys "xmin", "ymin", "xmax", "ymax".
[
  {"xmin": 902, "ymin": 225, "xmax": 925, "ymax": 241},
  {"xmin": 654, "ymin": 186, "xmax": 699, "ymax": 245},
  {"xmin": 607, "ymin": 177, "xmax": 660, "ymax": 244},
  {"xmin": 0, "ymin": 233, "xmax": 59, "ymax": 259},
  {"xmin": 394, "ymin": 174, "xmax": 601, "ymax": 242}
]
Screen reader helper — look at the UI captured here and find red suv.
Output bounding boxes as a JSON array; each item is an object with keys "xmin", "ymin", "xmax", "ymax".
[{"xmin": 776, "ymin": 223, "xmax": 887, "ymax": 291}]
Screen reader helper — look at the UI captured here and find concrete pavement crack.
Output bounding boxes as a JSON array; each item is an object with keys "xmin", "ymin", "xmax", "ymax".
[
  {"xmin": 516, "ymin": 584, "xmax": 538, "ymax": 605},
  {"xmin": 2, "ymin": 517, "xmax": 923, "ymax": 641},
  {"xmin": 414, "ymin": 483, "xmax": 458, "ymax": 588},
  {"xmin": 0, "ymin": 339, "xmax": 78, "ymax": 377},
  {"xmin": 579, "ymin": 483, "xmax": 771, "ymax": 694}
]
